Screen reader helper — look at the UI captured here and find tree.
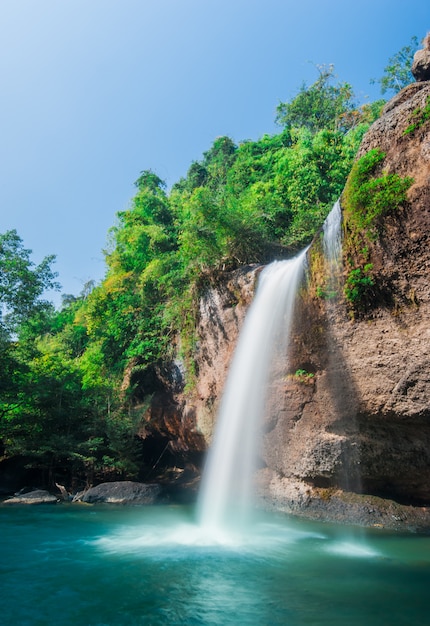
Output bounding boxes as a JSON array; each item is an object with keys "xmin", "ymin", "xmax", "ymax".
[
  {"xmin": 0, "ymin": 230, "xmax": 59, "ymax": 419},
  {"xmin": 372, "ymin": 36, "xmax": 419, "ymax": 95},
  {"xmin": 275, "ymin": 65, "xmax": 356, "ymax": 134},
  {"xmin": 173, "ymin": 136, "xmax": 238, "ymax": 194},
  {"xmin": 0, "ymin": 231, "xmax": 59, "ymax": 455},
  {"xmin": 0, "ymin": 230, "xmax": 59, "ymax": 335}
]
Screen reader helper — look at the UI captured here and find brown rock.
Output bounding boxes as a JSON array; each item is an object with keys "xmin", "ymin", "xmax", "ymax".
[
  {"xmin": 130, "ymin": 265, "xmax": 259, "ymax": 474},
  {"xmin": 187, "ymin": 265, "xmax": 260, "ymax": 441},
  {"xmin": 185, "ymin": 82, "xmax": 430, "ymax": 527}
]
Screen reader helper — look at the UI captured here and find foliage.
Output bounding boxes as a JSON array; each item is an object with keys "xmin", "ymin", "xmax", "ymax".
[
  {"xmin": 276, "ymin": 65, "xmax": 357, "ymax": 134},
  {"xmin": 344, "ymin": 264, "xmax": 375, "ymax": 304},
  {"xmin": 0, "ymin": 230, "xmax": 59, "ymax": 336},
  {"xmin": 1, "ymin": 63, "xmax": 390, "ymax": 488},
  {"xmin": 294, "ymin": 369, "xmax": 315, "ymax": 380},
  {"xmin": 0, "ymin": 232, "xmax": 59, "ymax": 441},
  {"xmin": 342, "ymin": 149, "xmax": 413, "ymax": 238},
  {"xmin": 342, "ymin": 149, "xmax": 413, "ymax": 310},
  {"xmin": 372, "ymin": 36, "xmax": 419, "ymax": 95}
]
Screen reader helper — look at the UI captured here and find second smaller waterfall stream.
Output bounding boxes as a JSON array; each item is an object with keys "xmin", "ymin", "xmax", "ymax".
[
  {"xmin": 198, "ymin": 248, "xmax": 308, "ymax": 533},
  {"xmin": 322, "ymin": 199, "xmax": 343, "ymax": 295},
  {"xmin": 322, "ymin": 199, "xmax": 342, "ymax": 269}
]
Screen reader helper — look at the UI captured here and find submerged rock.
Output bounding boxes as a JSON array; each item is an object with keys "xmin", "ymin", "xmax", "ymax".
[{"xmin": 80, "ymin": 481, "xmax": 163, "ymax": 505}]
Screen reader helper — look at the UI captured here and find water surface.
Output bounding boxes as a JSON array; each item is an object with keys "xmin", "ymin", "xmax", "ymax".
[{"xmin": 1, "ymin": 504, "xmax": 430, "ymax": 625}]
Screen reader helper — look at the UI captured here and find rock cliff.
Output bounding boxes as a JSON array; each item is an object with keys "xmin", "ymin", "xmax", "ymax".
[
  {"xmin": 258, "ymin": 80, "xmax": 430, "ymax": 526},
  {"xmin": 140, "ymin": 80, "xmax": 430, "ymax": 528}
]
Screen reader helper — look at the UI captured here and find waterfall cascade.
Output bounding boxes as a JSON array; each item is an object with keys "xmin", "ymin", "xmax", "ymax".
[
  {"xmin": 198, "ymin": 201, "xmax": 342, "ymax": 535},
  {"xmin": 198, "ymin": 248, "xmax": 309, "ymax": 532}
]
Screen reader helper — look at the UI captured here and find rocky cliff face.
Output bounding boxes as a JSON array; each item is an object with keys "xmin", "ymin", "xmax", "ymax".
[
  {"xmin": 258, "ymin": 80, "xmax": 430, "ymax": 526},
  {"xmin": 140, "ymin": 81, "xmax": 430, "ymax": 528}
]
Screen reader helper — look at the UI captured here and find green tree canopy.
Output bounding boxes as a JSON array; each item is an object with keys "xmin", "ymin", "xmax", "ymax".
[
  {"xmin": 0, "ymin": 230, "xmax": 59, "ymax": 336},
  {"xmin": 275, "ymin": 65, "xmax": 356, "ymax": 134}
]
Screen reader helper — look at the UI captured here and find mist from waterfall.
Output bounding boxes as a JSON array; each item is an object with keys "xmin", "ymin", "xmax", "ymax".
[{"xmin": 198, "ymin": 248, "xmax": 308, "ymax": 533}]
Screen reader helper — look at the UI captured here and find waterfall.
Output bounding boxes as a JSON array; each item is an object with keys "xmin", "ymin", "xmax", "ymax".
[
  {"xmin": 322, "ymin": 199, "xmax": 342, "ymax": 267},
  {"xmin": 322, "ymin": 199, "xmax": 343, "ymax": 293},
  {"xmin": 198, "ymin": 248, "xmax": 308, "ymax": 533}
]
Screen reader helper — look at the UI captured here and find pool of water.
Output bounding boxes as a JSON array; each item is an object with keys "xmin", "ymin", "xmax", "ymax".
[{"xmin": 1, "ymin": 504, "xmax": 429, "ymax": 625}]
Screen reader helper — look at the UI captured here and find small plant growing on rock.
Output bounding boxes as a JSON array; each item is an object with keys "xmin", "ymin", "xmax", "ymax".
[
  {"xmin": 294, "ymin": 368, "xmax": 315, "ymax": 381},
  {"xmin": 403, "ymin": 94, "xmax": 430, "ymax": 135},
  {"xmin": 316, "ymin": 283, "xmax": 338, "ymax": 300},
  {"xmin": 344, "ymin": 263, "xmax": 375, "ymax": 304}
]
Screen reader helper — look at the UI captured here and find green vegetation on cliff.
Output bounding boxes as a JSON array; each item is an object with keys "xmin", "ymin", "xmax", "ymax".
[
  {"xmin": 342, "ymin": 148, "xmax": 413, "ymax": 308},
  {"xmin": 343, "ymin": 148, "xmax": 413, "ymax": 237},
  {"xmin": 0, "ymin": 66, "xmax": 387, "ymax": 487}
]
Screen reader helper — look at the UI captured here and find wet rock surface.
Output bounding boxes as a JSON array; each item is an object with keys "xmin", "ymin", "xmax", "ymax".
[
  {"xmin": 134, "ymin": 265, "xmax": 259, "ymax": 460},
  {"xmin": 257, "ymin": 474, "xmax": 430, "ymax": 532}
]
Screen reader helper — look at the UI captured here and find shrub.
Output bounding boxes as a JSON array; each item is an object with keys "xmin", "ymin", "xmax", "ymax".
[
  {"xmin": 343, "ymin": 148, "xmax": 413, "ymax": 238},
  {"xmin": 344, "ymin": 264, "xmax": 375, "ymax": 304}
]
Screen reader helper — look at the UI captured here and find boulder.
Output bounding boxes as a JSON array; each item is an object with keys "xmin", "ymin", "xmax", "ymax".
[
  {"xmin": 80, "ymin": 481, "xmax": 163, "ymax": 504},
  {"xmin": 257, "ymin": 474, "xmax": 430, "ymax": 532},
  {"xmin": 412, "ymin": 33, "xmax": 430, "ymax": 81},
  {"xmin": 3, "ymin": 489, "xmax": 58, "ymax": 505}
]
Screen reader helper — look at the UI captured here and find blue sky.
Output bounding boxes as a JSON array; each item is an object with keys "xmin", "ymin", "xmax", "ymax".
[{"xmin": 0, "ymin": 0, "xmax": 428, "ymax": 305}]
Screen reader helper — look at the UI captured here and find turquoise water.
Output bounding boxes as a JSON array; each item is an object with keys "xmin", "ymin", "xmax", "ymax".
[{"xmin": 1, "ymin": 505, "xmax": 430, "ymax": 625}]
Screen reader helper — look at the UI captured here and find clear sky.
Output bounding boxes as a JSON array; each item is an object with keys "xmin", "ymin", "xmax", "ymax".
[{"xmin": 0, "ymin": 0, "xmax": 428, "ymax": 305}]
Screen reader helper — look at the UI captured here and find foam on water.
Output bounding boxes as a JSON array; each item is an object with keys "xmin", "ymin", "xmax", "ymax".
[
  {"xmin": 91, "ymin": 512, "xmax": 327, "ymax": 558},
  {"xmin": 93, "ymin": 517, "xmax": 387, "ymax": 564},
  {"xmin": 325, "ymin": 540, "xmax": 381, "ymax": 559}
]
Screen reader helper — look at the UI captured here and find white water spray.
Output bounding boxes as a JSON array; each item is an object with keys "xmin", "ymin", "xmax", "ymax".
[{"xmin": 198, "ymin": 249, "xmax": 308, "ymax": 533}]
